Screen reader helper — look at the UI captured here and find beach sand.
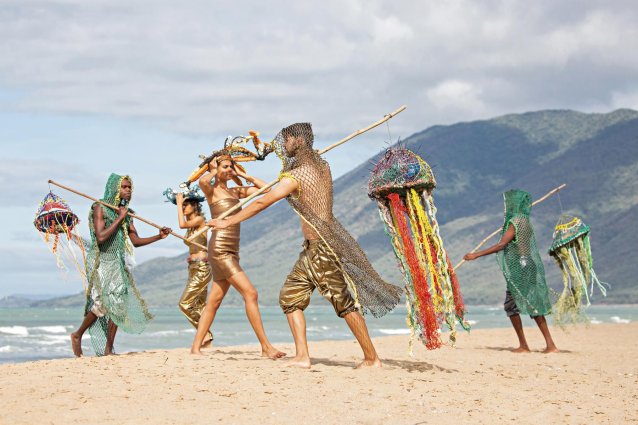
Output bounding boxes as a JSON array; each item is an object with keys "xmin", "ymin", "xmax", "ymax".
[{"xmin": 0, "ymin": 323, "xmax": 636, "ymax": 424}]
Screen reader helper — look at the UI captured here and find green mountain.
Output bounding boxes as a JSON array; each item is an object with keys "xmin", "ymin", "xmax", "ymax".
[{"xmin": 38, "ymin": 108, "xmax": 638, "ymax": 307}]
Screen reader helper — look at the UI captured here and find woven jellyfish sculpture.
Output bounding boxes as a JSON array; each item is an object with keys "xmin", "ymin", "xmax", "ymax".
[
  {"xmin": 368, "ymin": 148, "xmax": 469, "ymax": 351},
  {"xmin": 548, "ymin": 215, "xmax": 608, "ymax": 324},
  {"xmin": 34, "ymin": 192, "xmax": 87, "ymax": 288}
]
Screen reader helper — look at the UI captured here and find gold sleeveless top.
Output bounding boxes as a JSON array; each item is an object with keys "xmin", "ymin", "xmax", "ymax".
[
  {"xmin": 208, "ymin": 198, "xmax": 243, "ymax": 280},
  {"xmin": 184, "ymin": 227, "xmax": 208, "ymax": 256}
]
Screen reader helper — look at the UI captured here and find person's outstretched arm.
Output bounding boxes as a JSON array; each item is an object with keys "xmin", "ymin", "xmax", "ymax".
[
  {"xmin": 463, "ymin": 224, "xmax": 515, "ymax": 261},
  {"xmin": 128, "ymin": 220, "xmax": 171, "ymax": 247},
  {"xmin": 209, "ymin": 177, "xmax": 298, "ymax": 230}
]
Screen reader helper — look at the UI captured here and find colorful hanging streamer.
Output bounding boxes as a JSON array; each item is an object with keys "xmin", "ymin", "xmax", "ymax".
[
  {"xmin": 368, "ymin": 148, "xmax": 469, "ymax": 351},
  {"xmin": 548, "ymin": 215, "xmax": 608, "ymax": 325},
  {"xmin": 34, "ymin": 192, "xmax": 88, "ymax": 290}
]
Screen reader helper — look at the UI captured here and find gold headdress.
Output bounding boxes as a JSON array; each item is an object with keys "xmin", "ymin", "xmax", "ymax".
[{"xmin": 182, "ymin": 131, "xmax": 273, "ymax": 188}]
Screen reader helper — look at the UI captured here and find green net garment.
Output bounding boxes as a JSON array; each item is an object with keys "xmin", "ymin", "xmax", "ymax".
[
  {"xmin": 496, "ymin": 189, "xmax": 551, "ymax": 317},
  {"xmin": 84, "ymin": 173, "xmax": 153, "ymax": 355}
]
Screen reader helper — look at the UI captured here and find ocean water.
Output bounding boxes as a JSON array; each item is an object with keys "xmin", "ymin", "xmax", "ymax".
[{"xmin": 0, "ymin": 304, "xmax": 636, "ymax": 364}]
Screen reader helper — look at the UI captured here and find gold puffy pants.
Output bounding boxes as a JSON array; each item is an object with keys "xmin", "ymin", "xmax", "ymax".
[
  {"xmin": 179, "ymin": 260, "xmax": 213, "ymax": 340},
  {"xmin": 279, "ymin": 240, "xmax": 357, "ymax": 318}
]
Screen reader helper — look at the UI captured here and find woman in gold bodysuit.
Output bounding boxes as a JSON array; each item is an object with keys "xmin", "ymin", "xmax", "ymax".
[
  {"xmin": 175, "ymin": 191, "xmax": 213, "ymax": 347},
  {"xmin": 190, "ymin": 155, "xmax": 285, "ymax": 359}
]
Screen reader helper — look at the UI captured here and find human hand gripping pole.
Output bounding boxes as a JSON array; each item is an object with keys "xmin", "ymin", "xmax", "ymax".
[
  {"xmin": 186, "ymin": 105, "xmax": 408, "ymax": 243},
  {"xmin": 48, "ymin": 180, "xmax": 207, "ymax": 250}
]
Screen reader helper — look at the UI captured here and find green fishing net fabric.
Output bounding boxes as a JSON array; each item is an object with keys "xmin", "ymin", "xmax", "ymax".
[
  {"xmin": 496, "ymin": 190, "xmax": 552, "ymax": 317},
  {"xmin": 84, "ymin": 173, "xmax": 153, "ymax": 356},
  {"xmin": 548, "ymin": 215, "xmax": 608, "ymax": 324}
]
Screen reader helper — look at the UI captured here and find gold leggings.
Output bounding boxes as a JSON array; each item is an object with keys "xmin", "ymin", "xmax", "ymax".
[
  {"xmin": 179, "ymin": 260, "xmax": 213, "ymax": 340},
  {"xmin": 279, "ymin": 240, "xmax": 357, "ymax": 318}
]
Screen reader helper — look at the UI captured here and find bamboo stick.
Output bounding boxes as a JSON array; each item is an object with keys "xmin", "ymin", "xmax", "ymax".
[
  {"xmin": 453, "ymin": 184, "xmax": 567, "ymax": 271},
  {"xmin": 48, "ymin": 180, "xmax": 207, "ymax": 251},
  {"xmin": 187, "ymin": 105, "xmax": 408, "ymax": 242}
]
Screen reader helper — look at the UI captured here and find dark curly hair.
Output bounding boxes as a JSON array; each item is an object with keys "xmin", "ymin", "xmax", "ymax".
[{"xmin": 183, "ymin": 199, "xmax": 206, "ymax": 220}]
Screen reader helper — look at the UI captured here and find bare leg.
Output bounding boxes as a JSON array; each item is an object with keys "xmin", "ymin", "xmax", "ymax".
[
  {"xmin": 533, "ymin": 315, "xmax": 559, "ymax": 353},
  {"xmin": 228, "ymin": 272, "xmax": 285, "ymax": 359},
  {"xmin": 104, "ymin": 320, "xmax": 118, "ymax": 356},
  {"xmin": 343, "ymin": 311, "xmax": 381, "ymax": 368},
  {"xmin": 190, "ymin": 280, "xmax": 230, "ymax": 355},
  {"xmin": 285, "ymin": 309, "xmax": 311, "ymax": 368},
  {"xmin": 70, "ymin": 311, "xmax": 98, "ymax": 357},
  {"xmin": 509, "ymin": 314, "xmax": 531, "ymax": 353}
]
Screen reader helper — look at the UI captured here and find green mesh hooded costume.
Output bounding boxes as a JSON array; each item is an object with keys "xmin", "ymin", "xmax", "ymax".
[
  {"xmin": 84, "ymin": 173, "xmax": 153, "ymax": 355},
  {"xmin": 496, "ymin": 190, "xmax": 551, "ymax": 317}
]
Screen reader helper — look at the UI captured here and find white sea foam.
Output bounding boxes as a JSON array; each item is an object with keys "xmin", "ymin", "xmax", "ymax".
[
  {"xmin": 0, "ymin": 326, "xmax": 29, "ymax": 336},
  {"xmin": 0, "ymin": 345, "xmax": 15, "ymax": 353},
  {"xmin": 378, "ymin": 329, "xmax": 411, "ymax": 335},
  {"xmin": 33, "ymin": 326, "xmax": 68, "ymax": 334},
  {"xmin": 467, "ymin": 320, "xmax": 478, "ymax": 326},
  {"xmin": 610, "ymin": 316, "xmax": 630, "ymax": 324},
  {"xmin": 147, "ymin": 330, "xmax": 179, "ymax": 337}
]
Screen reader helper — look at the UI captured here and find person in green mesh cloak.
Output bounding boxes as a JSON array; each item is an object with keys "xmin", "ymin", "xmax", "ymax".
[
  {"xmin": 70, "ymin": 174, "xmax": 171, "ymax": 356},
  {"xmin": 464, "ymin": 189, "xmax": 558, "ymax": 353}
]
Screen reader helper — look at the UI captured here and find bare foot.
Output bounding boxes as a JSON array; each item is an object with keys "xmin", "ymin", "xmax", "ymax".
[
  {"xmin": 190, "ymin": 349, "xmax": 204, "ymax": 356},
  {"xmin": 70, "ymin": 333, "xmax": 82, "ymax": 357},
  {"xmin": 355, "ymin": 358, "xmax": 382, "ymax": 369},
  {"xmin": 512, "ymin": 347, "xmax": 531, "ymax": 353},
  {"xmin": 542, "ymin": 346, "xmax": 560, "ymax": 354},
  {"xmin": 285, "ymin": 356, "xmax": 311, "ymax": 369},
  {"xmin": 262, "ymin": 346, "xmax": 287, "ymax": 360}
]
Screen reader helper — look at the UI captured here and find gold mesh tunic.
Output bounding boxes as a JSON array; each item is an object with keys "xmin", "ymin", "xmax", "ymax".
[
  {"xmin": 273, "ymin": 123, "xmax": 402, "ymax": 318},
  {"xmin": 209, "ymin": 198, "xmax": 243, "ymax": 280}
]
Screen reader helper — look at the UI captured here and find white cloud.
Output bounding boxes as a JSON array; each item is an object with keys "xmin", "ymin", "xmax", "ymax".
[
  {"xmin": 426, "ymin": 80, "xmax": 487, "ymax": 116},
  {"xmin": 0, "ymin": 0, "xmax": 635, "ymax": 136}
]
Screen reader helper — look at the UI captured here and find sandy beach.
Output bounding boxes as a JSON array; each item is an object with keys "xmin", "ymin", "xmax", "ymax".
[{"xmin": 0, "ymin": 322, "xmax": 636, "ymax": 425}]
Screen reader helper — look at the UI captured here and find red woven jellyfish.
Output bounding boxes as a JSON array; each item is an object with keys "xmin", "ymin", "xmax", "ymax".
[{"xmin": 34, "ymin": 192, "xmax": 87, "ymax": 288}]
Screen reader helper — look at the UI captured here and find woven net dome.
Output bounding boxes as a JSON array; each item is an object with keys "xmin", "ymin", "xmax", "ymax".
[{"xmin": 368, "ymin": 148, "xmax": 435, "ymax": 200}]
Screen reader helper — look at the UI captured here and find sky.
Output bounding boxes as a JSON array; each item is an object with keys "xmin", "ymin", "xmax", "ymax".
[{"xmin": 1, "ymin": 0, "xmax": 637, "ymax": 297}]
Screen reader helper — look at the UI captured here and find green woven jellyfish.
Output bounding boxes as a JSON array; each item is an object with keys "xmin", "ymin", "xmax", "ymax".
[{"xmin": 548, "ymin": 215, "xmax": 608, "ymax": 325}]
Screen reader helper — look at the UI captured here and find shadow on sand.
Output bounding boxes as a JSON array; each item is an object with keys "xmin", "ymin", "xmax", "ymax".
[{"xmin": 312, "ymin": 357, "xmax": 457, "ymax": 373}]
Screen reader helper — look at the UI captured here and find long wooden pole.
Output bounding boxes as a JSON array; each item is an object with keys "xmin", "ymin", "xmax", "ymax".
[
  {"xmin": 187, "ymin": 105, "xmax": 408, "ymax": 242},
  {"xmin": 453, "ymin": 183, "xmax": 567, "ymax": 271},
  {"xmin": 48, "ymin": 180, "xmax": 208, "ymax": 251}
]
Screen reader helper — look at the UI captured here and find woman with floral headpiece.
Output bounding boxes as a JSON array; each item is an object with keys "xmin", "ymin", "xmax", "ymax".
[
  {"xmin": 172, "ymin": 187, "xmax": 213, "ymax": 347},
  {"xmin": 190, "ymin": 154, "xmax": 285, "ymax": 359}
]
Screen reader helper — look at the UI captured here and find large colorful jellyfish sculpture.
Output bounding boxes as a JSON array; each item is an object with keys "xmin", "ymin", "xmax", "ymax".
[{"xmin": 368, "ymin": 148, "xmax": 469, "ymax": 351}]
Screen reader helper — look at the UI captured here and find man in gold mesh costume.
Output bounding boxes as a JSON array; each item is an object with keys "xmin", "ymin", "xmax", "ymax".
[{"xmin": 210, "ymin": 123, "xmax": 402, "ymax": 368}]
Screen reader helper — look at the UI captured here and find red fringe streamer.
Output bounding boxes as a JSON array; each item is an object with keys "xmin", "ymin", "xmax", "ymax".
[
  {"xmin": 388, "ymin": 193, "xmax": 441, "ymax": 349},
  {"xmin": 446, "ymin": 252, "xmax": 466, "ymax": 319}
]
